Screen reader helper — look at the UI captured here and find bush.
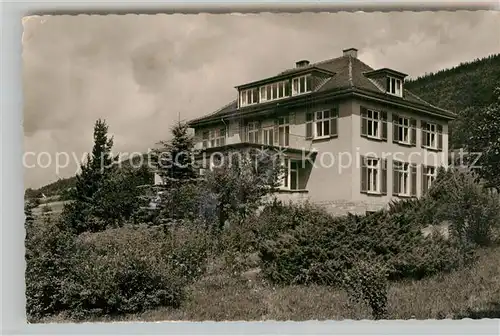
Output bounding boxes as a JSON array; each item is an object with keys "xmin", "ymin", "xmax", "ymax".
[
  {"xmin": 341, "ymin": 261, "xmax": 389, "ymax": 320},
  {"xmin": 425, "ymin": 168, "xmax": 500, "ymax": 246},
  {"xmin": 25, "ymin": 216, "xmax": 76, "ymax": 319},
  {"xmin": 60, "ymin": 225, "xmax": 209, "ymax": 319},
  {"xmin": 258, "ymin": 202, "xmax": 469, "ymax": 286}
]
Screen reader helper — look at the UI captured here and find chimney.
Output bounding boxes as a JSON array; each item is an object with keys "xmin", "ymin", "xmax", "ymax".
[
  {"xmin": 343, "ymin": 48, "xmax": 358, "ymax": 58},
  {"xmin": 295, "ymin": 60, "xmax": 310, "ymax": 68}
]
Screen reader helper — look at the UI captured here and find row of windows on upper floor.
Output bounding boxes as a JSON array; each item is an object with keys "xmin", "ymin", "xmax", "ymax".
[
  {"xmin": 200, "ymin": 106, "xmax": 443, "ymax": 151},
  {"xmin": 239, "ymin": 75, "xmax": 404, "ymax": 108},
  {"xmin": 239, "ymin": 74, "xmax": 313, "ymax": 107}
]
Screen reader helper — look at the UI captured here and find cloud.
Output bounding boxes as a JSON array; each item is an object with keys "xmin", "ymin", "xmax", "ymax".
[{"xmin": 23, "ymin": 11, "xmax": 500, "ymax": 188}]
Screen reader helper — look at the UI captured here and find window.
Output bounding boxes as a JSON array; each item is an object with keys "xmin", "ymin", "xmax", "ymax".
[
  {"xmin": 421, "ymin": 121, "xmax": 443, "ymax": 150},
  {"xmin": 202, "ymin": 130, "xmax": 209, "ymax": 148},
  {"xmin": 260, "ymin": 80, "xmax": 291, "ymax": 102},
  {"xmin": 422, "ymin": 165, "xmax": 436, "ymax": 194},
  {"xmin": 239, "ymin": 88, "xmax": 259, "ymax": 107},
  {"xmin": 361, "ymin": 107, "xmax": 387, "ymax": 140},
  {"xmin": 281, "ymin": 158, "xmax": 300, "ymax": 190},
  {"xmin": 393, "ymin": 115, "xmax": 416, "ymax": 145},
  {"xmin": 387, "ymin": 76, "xmax": 402, "ymax": 97},
  {"xmin": 306, "ymin": 108, "xmax": 339, "ymax": 140},
  {"xmin": 367, "ymin": 158, "xmax": 380, "ymax": 193},
  {"xmin": 247, "ymin": 121, "xmax": 260, "ymax": 144},
  {"xmin": 393, "ymin": 161, "xmax": 417, "ymax": 197},
  {"xmin": 262, "ymin": 127, "xmax": 274, "ymax": 146},
  {"xmin": 202, "ymin": 128, "xmax": 226, "ymax": 148},
  {"xmin": 277, "ymin": 116, "xmax": 290, "ymax": 147},
  {"xmin": 394, "ymin": 161, "xmax": 410, "ymax": 196},
  {"xmin": 292, "ymin": 74, "xmax": 312, "ymax": 95},
  {"xmin": 361, "ymin": 156, "xmax": 387, "ymax": 194}
]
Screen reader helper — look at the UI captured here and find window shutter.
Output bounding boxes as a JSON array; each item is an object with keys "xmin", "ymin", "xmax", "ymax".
[
  {"xmin": 410, "ymin": 118, "xmax": 417, "ymax": 146},
  {"xmin": 411, "ymin": 164, "xmax": 417, "ymax": 197},
  {"xmin": 422, "ymin": 164, "xmax": 428, "ymax": 195},
  {"xmin": 421, "ymin": 121, "xmax": 427, "ymax": 147},
  {"xmin": 392, "ymin": 113, "xmax": 400, "ymax": 143},
  {"xmin": 360, "ymin": 155, "xmax": 367, "ymax": 193},
  {"xmin": 437, "ymin": 124, "xmax": 443, "ymax": 150},
  {"xmin": 330, "ymin": 107, "xmax": 338, "ymax": 136},
  {"xmin": 381, "ymin": 111, "xmax": 388, "ymax": 141},
  {"xmin": 360, "ymin": 107, "xmax": 368, "ymax": 137},
  {"xmin": 381, "ymin": 159, "xmax": 387, "ymax": 195},
  {"xmin": 393, "ymin": 162, "xmax": 399, "ymax": 195},
  {"xmin": 305, "ymin": 112, "xmax": 313, "ymax": 140}
]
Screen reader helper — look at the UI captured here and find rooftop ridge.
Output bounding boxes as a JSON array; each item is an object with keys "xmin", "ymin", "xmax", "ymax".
[{"xmin": 348, "ymin": 56, "xmax": 354, "ymax": 87}]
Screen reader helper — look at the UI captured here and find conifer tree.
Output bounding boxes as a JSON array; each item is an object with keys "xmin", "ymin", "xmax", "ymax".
[
  {"xmin": 153, "ymin": 121, "xmax": 197, "ymax": 183},
  {"xmin": 61, "ymin": 119, "xmax": 115, "ymax": 233}
]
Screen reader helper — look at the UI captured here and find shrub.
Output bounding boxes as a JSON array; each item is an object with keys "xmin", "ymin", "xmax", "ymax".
[
  {"xmin": 425, "ymin": 168, "xmax": 500, "ymax": 246},
  {"xmin": 258, "ymin": 202, "xmax": 469, "ymax": 286},
  {"xmin": 341, "ymin": 261, "xmax": 389, "ymax": 320},
  {"xmin": 25, "ymin": 216, "xmax": 76, "ymax": 319},
  {"xmin": 60, "ymin": 225, "xmax": 209, "ymax": 319}
]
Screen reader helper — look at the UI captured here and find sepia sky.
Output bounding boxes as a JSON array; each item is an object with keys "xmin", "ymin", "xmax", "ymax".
[{"xmin": 23, "ymin": 11, "xmax": 500, "ymax": 188}]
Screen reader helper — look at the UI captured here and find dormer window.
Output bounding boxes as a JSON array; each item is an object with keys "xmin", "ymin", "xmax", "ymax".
[
  {"xmin": 387, "ymin": 76, "xmax": 402, "ymax": 97},
  {"xmin": 240, "ymin": 88, "xmax": 259, "ymax": 107},
  {"xmin": 260, "ymin": 80, "xmax": 290, "ymax": 102},
  {"xmin": 292, "ymin": 74, "xmax": 312, "ymax": 95}
]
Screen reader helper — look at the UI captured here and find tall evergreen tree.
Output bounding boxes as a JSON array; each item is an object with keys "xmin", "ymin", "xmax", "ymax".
[
  {"xmin": 138, "ymin": 122, "xmax": 200, "ymax": 225},
  {"xmin": 61, "ymin": 119, "xmax": 115, "ymax": 233},
  {"xmin": 153, "ymin": 121, "xmax": 197, "ymax": 183}
]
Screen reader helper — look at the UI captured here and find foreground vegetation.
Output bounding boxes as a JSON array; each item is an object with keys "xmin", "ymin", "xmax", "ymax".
[
  {"xmin": 25, "ymin": 116, "xmax": 500, "ymax": 322},
  {"xmin": 39, "ymin": 245, "xmax": 500, "ymax": 322}
]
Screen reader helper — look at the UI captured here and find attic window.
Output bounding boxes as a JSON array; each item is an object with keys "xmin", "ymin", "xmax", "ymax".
[
  {"xmin": 240, "ymin": 88, "xmax": 259, "ymax": 107},
  {"xmin": 260, "ymin": 80, "xmax": 290, "ymax": 102},
  {"xmin": 292, "ymin": 74, "xmax": 312, "ymax": 96},
  {"xmin": 386, "ymin": 76, "xmax": 402, "ymax": 97}
]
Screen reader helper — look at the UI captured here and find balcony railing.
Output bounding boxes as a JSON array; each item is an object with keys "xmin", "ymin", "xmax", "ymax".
[{"xmin": 196, "ymin": 131, "xmax": 315, "ymax": 152}]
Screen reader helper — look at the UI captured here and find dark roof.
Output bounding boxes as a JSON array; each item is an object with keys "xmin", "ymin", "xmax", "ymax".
[{"xmin": 190, "ymin": 54, "xmax": 455, "ymax": 126}]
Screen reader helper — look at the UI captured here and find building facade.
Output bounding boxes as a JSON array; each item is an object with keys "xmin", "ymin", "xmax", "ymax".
[{"xmin": 168, "ymin": 48, "xmax": 455, "ymax": 215}]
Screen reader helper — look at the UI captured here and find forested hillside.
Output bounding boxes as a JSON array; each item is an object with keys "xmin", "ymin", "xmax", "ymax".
[{"xmin": 406, "ymin": 53, "xmax": 500, "ymax": 115}]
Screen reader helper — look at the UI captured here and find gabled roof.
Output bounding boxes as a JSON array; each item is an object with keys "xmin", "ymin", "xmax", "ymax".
[{"xmin": 189, "ymin": 54, "xmax": 455, "ymax": 126}]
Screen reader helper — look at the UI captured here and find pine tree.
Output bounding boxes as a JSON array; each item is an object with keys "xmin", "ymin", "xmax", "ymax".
[
  {"xmin": 142, "ymin": 122, "xmax": 200, "ymax": 225},
  {"xmin": 61, "ymin": 119, "xmax": 115, "ymax": 233},
  {"xmin": 153, "ymin": 121, "xmax": 197, "ymax": 182}
]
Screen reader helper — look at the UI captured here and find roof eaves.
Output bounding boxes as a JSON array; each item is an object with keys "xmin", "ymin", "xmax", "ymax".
[
  {"xmin": 364, "ymin": 68, "xmax": 409, "ymax": 78},
  {"xmin": 353, "ymin": 88, "xmax": 456, "ymax": 119}
]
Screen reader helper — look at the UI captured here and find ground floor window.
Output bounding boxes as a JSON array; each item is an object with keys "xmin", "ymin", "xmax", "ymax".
[
  {"xmin": 422, "ymin": 165, "xmax": 436, "ymax": 194},
  {"xmin": 393, "ymin": 161, "xmax": 417, "ymax": 196},
  {"xmin": 361, "ymin": 156, "xmax": 387, "ymax": 194},
  {"xmin": 281, "ymin": 158, "xmax": 301, "ymax": 190}
]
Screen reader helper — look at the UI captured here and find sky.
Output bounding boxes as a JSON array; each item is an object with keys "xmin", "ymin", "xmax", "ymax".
[{"xmin": 23, "ymin": 11, "xmax": 500, "ymax": 189}]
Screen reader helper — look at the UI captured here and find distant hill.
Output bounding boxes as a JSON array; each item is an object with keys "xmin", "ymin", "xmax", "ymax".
[
  {"xmin": 405, "ymin": 53, "xmax": 500, "ymax": 115},
  {"xmin": 25, "ymin": 153, "xmax": 154, "ymax": 200}
]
